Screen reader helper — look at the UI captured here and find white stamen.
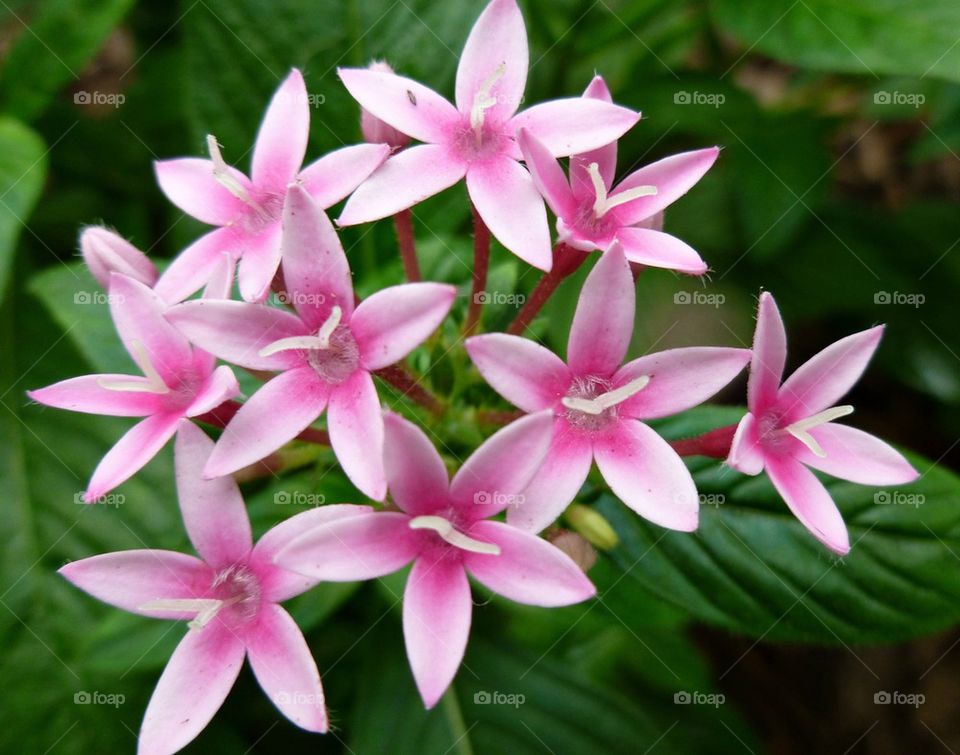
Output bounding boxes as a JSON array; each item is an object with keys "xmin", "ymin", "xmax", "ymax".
[
  {"xmin": 314, "ymin": 305, "xmax": 342, "ymax": 348},
  {"xmin": 409, "ymin": 515, "xmax": 501, "ymax": 555},
  {"xmin": 784, "ymin": 405, "xmax": 854, "ymax": 458},
  {"xmin": 561, "ymin": 375, "xmax": 650, "ymax": 416},
  {"xmin": 98, "ymin": 340, "xmax": 169, "ymax": 394},
  {"xmin": 258, "ymin": 306, "xmax": 342, "ymax": 356},
  {"xmin": 588, "ymin": 162, "xmax": 657, "ymax": 218},
  {"xmin": 206, "ymin": 134, "xmax": 254, "ymax": 205},
  {"xmin": 470, "ymin": 63, "xmax": 506, "ymax": 136},
  {"xmin": 138, "ymin": 598, "xmax": 227, "ymax": 631}
]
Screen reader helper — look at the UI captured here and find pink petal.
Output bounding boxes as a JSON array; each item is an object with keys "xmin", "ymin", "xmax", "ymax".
[
  {"xmin": 612, "ymin": 347, "xmax": 751, "ymax": 420},
  {"xmin": 463, "ymin": 520, "xmax": 595, "ymax": 606},
  {"xmin": 204, "ymin": 368, "xmax": 329, "ymax": 477},
  {"xmin": 517, "ymin": 128, "xmax": 576, "ymax": 218},
  {"xmin": 778, "ymin": 326, "xmax": 884, "ymax": 421},
  {"xmin": 28, "ymin": 375, "xmax": 165, "ymax": 417},
  {"xmin": 569, "ymin": 76, "xmax": 617, "ymax": 202},
  {"xmin": 727, "ymin": 412, "xmax": 765, "ymax": 476},
  {"xmin": 154, "ymin": 157, "xmax": 250, "ymax": 226},
  {"xmin": 58, "ymin": 549, "xmax": 211, "ymax": 619},
  {"xmin": 299, "ymin": 143, "xmax": 391, "ymax": 208},
  {"xmin": 765, "ymin": 457, "xmax": 850, "ymax": 554},
  {"xmin": 510, "ymin": 98, "xmax": 639, "ymax": 157},
  {"xmin": 352, "ymin": 282, "xmax": 456, "ymax": 371},
  {"xmin": 455, "ymin": 0, "xmax": 528, "ymax": 124},
  {"xmin": 567, "ymin": 245, "xmax": 634, "ymax": 377},
  {"xmin": 594, "ymin": 419, "xmax": 699, "ymax": 532},
  {"xmin": 138, "ymin": 623, "xmax": 246, "ymax": 755},
  {"xmin": 327, "ymin": 370, "xmax": 386, "ymax": 501},
  {"xmin": 246, "ymin": 603, "xmax": 328, "ymax": 732},
  {"xmin": 403, "ymin": 553, "xmax": 471, "ymax": 709},
  {"xmin": 85, "ymin": 413, "xmax": 182, "ymax": 501},
  {"xmin": 800, "ymin": 423, "xmax": 919, "ymax": 486},
  {"xmin": 174, "ymin": 421, "xmax": 253, "ymax": 568},
  {"xmin": 614, "ymin": 227, "xmax": 707, "ymax": 275},
  {"xmin": 465, "ymin": 333, "xmax": 570, "ymax": 413},
  {"xmin": 337, "ymin": 67, "xmax": 459, "ymax": 144},
  {"xmin": 153, "ymin": 227, "xmax": 237, "ymax": 305},
  {"xmin": 237, "ymin": 222, "xmax": 283, "ymax": 303},
  {"xmin": 251, "ymin": 69, "xmax": 310, "ymax": 193},
  {"xmin": 748, "ymin": 291, "xmax": 787, "ymax": 415},
  {"xmin": 466, "ymin": 156, "xmax": 552, "ymax": 271},
  {"xmin": 337, "ymin": 144, "xmax": 467, "ymax": 225},
  {"xmin": 184, "ymin": 365, "xmax": 241, "ymax": 418},
  {"xmin": 81, "ymin": 226, "xmax": 158, "ymax": 290},
  {"xmin": 274, "ymin": 511, "xmax": 420, "ymax": 581},
  {"xmin": 383, "ymin": 411, "xmax": 450, "ymax": 516}
]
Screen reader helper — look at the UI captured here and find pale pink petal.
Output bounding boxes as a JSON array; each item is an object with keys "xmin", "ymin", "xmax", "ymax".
[
  {"xmin": 251, "ymin": 69, "xmax": 310, "ymax": 193},
  {"xmin": 338, "ymin": 144, "xmax": 466, "ymax": 225},
  {"xmin": 58, "ymin": 550, "xmax": 211, "ymax": 619},
  {"xmin": 299, "ymin": 143, "xmax": 391, "ymax": 208},
  {"xmin": 138, "ymin": 624, "xmax": 245, "ymax": 755},
  {"xmin": 81, "ymin": 226, "xmax": 157, "ymax": 290},
  {"xmin": 566, "ymin": 245, "xmax": 634, "ymax": 376},
  {"xmin": 246, "ymin": 603, "xmax": 327, "ymax": 732},
  {"xmin": 403, "ymin": 554, "xmax": 471, "ymax": 709},
  {"xmin": 465, "ymin": 333, "xmax": 570, "ymax": 413},
  {"xmin": 614, "ymin": 227, "xmax": 707, "ymax": 275},
  {"xmin": 327, "ymin": 370, "xmax": 386, "ymax": 500},
  {"xmin": 383, "ymin": 411, "xmax": 450, "ymax": 516},
  {"xmin": 748, "ymin": 291, "xmax": 787, "ymax": 415},
  {"xmin": 569, "ymin": 76, "xmax": 617, "ymax": 201},
  {"xmin": 455, "ymin": 0, "xmax": 528, "ymax": 123},
  {"xmin": 613, "ymin": 347, "xmax": 751, "ymax": 420},
  {"xmin": 153, "ymin": 227, "xmax": 237, "ymax": 305},
  {"xmin": 28, "ymin": 375, "xmax": 164, "ymax": 417},
  {"xmin": 517, "ymin": 128, "xmax": 576, "ymax": 218},
  {"xmin": 185, "ymin": 366, "xmax": 241, "ymax": 418},
  {"xmin": 466, "ymin": 156, "xmax": 552, "ymax": 271},
  {"xmin": 352, "ymin": 283, "xmax": 455, "ymax": 371},
  {"xmin": 765, "ymin": 457, "xmax": 850, "ymax": 554},
  {"xmin": 510, "ymin": 98, "xmax": 639, "ymax": 157},
  {"xmin": 463, "ymin": 520, "xmax": 595, "ymax": 606},
  {"xmin": 337, "ymin": 68, "xmax": 459, "ymax": 144},
  {"xmin": 237, "ymin": 222, "xmax": 283, "ymax": 303},
  {"xmin": 727, "ymin": 413, "xmax": 765, "ymax": 476},
  {"xmin": 594, "ymin": 419, "xmax": 699, "ymax": 532},
  {"xmin": 154, "ymin": 157, "xmax": 250, "ymax": 226},
  {"xmin": 204, "ymin": 368, "xmax": 329, "ymax": 477},
  {"xmin": 800, "ymin": 423, "xmax": 919, "ymax": 486},
  {"xmin": 202, "ymin": 248, "xmax": 237, "ymax": 301}
]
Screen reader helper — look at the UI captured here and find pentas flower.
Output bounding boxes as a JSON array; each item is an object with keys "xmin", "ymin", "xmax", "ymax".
[
  {"xmin": 276, "ymin": 410, "xmax": 595, "ymax": 708},
  {"xmin": 28, "ymin": 264, "xmax": 239, "ymax": 501},
  {"xmin": 727, "ymin": 292, "xmax": 918, "ymax": 554},
  {"xmin": 167, "ymin": 185, "xmax": 456, "ymax": 499},
  {"xmin": 466, "ymin": 246, "xmax": 751, "ymax": 534},
  {"xmin": 153, "ymin": 68, "xmax": 390, "ymax": 303},
  {"xmin": 59, "ymin": 422, "xmax": 369, "ymax": 754},
  {"xmin": 336, "ymin": 0, "xmax": 639, "ymax": 271},
  {"xmin": 81, "ymin": 226, "xmax": 158, "ymax": 291},
  {"xmin": 518, "ymin": 78, "xmax": 718, "ymax": 275}
]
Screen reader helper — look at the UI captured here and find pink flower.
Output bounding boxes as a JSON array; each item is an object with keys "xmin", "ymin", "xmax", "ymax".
[
  {"xmin": 466, "ymin": 246, "xmax": 751, "ymax": 534},
  {"xmin": 59, "ymin": 422, "xmax": 369, "ymax": 754},
  {"xmin": 275, "ymin": 410, "xmax": 595, "ymax": 708},
  {"xmin": 336, "ymin": 0, "xmax": 639, "ymax": 271},
  {"xmin": 153, "ymin": 69, "xmax": 390, "ymax": 303},
  {"xmin": 167, "ymin": 185, "xmax": 456, "ymax": 500},
  {"xmin": 81, "ymin": 225, "xmax": 158, "ymax": 291},
  {"xmin": 28, "ymin": 265, "xmax": 239, "ymax": 501},
  {"xmin": 518, "ymin": 75, "xmax": 717, "ymax": 274},
  {"xmin": 727, "ymin": 292, "xmax": 918, "ymax": 554}
]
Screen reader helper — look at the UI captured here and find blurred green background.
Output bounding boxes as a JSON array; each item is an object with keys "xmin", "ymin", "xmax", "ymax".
[{"xmin": 2, "ymin": 1, "xmax": 960, "ymax": 753}]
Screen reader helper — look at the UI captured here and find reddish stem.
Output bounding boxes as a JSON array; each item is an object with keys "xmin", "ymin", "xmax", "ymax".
[
  {"xmin": 374, "ymin": 364, "xmax": 445, "ymax": 415},
  {"xmin": 476, "ymin": 408, "xmax": 525, "ymax": 426},
  {"xmin": 195, "ymin": 400, "xmax": 330, "ymax": 445},
  {"xmin": 669, "ymin": 424, "xmax": 738, "ymax": 459},
  {"xmin": 393, "ymin": 209, "xmax": 421, "ymax": 282},
  {"xmin": 507, "ymin": 244, "xmax": 589, "ymax": 335},
  {"xmin": 464, "ymin": 203, "xmax": 491, "ymax": 334}
]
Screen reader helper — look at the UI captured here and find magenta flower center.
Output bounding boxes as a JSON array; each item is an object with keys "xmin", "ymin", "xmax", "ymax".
[
  {"xmin": 209, "ymin": 562, "xmax": 262, "ymax": 625},
  {"xmin": 306, "ymin": 324, "xmax": 360, "ymax": 385},
  {"xmin": 563, "ymin": 375, "xmax": 619, "ymax": 431}
]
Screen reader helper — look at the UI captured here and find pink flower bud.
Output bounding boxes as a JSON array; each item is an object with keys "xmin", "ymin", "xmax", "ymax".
[
  {"xmin": 359, "ymin": 61, "xmax": 411, "ymax": 148},
  {"xmin": 80, "ymin": 226, "xmax": 158, "ymax": 290}
]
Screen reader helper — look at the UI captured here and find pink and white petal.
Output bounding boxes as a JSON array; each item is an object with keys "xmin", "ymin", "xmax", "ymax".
[
  {"xmin": 185, "ymin": 365, "xmax": 240, "ymax": 418},
  {"xmin": 383, "ymin": 411, "xmax": 450, "ymax": 516},
  {"xmin": 765, "ymin": 457, "xmax": 850, "ymax": 555},
  {"xmin": 609, "ymin": 147, "xmax": 720, "ymax": 225},
  {"xmin": 202, "ymin": 250, "xmax": 237, "ymax": 301},
  {"xmin": 167, "ymin": 299, "xmax": 307, "ymax": 372},
  {"xmin": 463, "ymin": 520, "xmax": 596, "ymax": 606},
  {"xmin": 510, "ymin": 98, "xmax": 639, "ymax": 157},
  {"xmin": 465, "ymin": 333, "xmax": 570, "ymax": 413},
  {"xmin": 466, "ymin": 157, "xmax": 552, "ymax": 271},
  {"xmin": 58, "ymin": 549, "xmax": 211, "ymax": 619},
  {"xmin": 778, "ymin": 326, "xmax": 884, "ymax": 420},
  {"xmin": 174, "ymin": 421, "xmax": 253, "ymax": 568},
  {"xmin": 727, "ymin": 412, "xmax": 765, "ymax": 476},
  {"xmin": 517, "ymin": 128, "xmax": 576, "ymax": 218},
  {"xmin": 569, "ymin": 76, "xmax": 617, "ymax": 201},
  {"xmin": 274, "ymin": 511, "xmax": 420, "ymax": 581},
  {"xmin": 338, "ymin": 144, "xmax": 467, "ymax": 225},
  {"xmin": 337, "ymin": 68, "xmax": 460, "ymax": 144},
  {"xmin": 800, "ymin": 423, "xmax": 919, "ymax": 486},
  {"xmin": 450, "ymin": 410, "xmax": 554, "ymax": 517},
  {"xmin": 327, "ymin": 370, "xmax": 386, "ymax": 501},
  {"xmin": 747, "ymin": 291, "xmax": 787, "ymax": 415},
  {"xmin": 352, "ymin": 283, "xmax": 456, "ymax": 371},
  {"xmin": 81, "ymin": 226, "xmax": 158, "ymax": 290},
  {"xmin": 567, "ymin": 245, "xmax": 634, "ymax": 376},
  {"xmin": 153, "ymin": 157, "xmax": 250, "ymax": 226},
  {"xmin": 613, "ymin": 347, "xmax": 751, "ymax": 420},
  {"xmin": 299, "ymin": 143, "xmax": 391, "ymax": 208},
  {"xmin": 455, "ymin": 0, "xmax": 528, "ymax": 123},
  {"xmin": 28, "ymin": 375, "xmax": 164, "ymax": 417},
  {"xmin": 85, "ymin": 413, "xmax": 182, "ymax": 501},
  {"xmin": 138, "ymin": 623, "xmax": 246, "ymax": 755},
  {"xmin": 403, "ymin": 554, "xmax": 472, "ymax": 709},
  {"xmin": 153, "ymin": 227, "xmax": 238, "ymax": 305},
  {"xmin": 246, "ymin": 603, "xmax": 327, "ymax": 732},
  {"xmin": 613, "ymin": 227, "xmax": 707, "ymax": 275},
  {"xmin": 251, "ymin": 69, "xmax": 310, "ymax": 193},
  {"xmin": 594, "ymin": 420, "xmax": 699, "ymax": 532},
  {"xmin": 237, "ymin": 222, "xmax": 283, "ymax": 303},
  {"xmin": 204, "ymin": 368, "xmax": 329, "ymax": 478}
]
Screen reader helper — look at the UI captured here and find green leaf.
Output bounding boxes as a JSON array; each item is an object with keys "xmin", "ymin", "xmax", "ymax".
[{"xmin": 0, "ymin": 117, "xmax": 47, "ymax": 295}]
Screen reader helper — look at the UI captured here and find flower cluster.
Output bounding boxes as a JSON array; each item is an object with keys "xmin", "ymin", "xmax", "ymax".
[{"xmin": 30, "ymin": 1, "xmax": 918, "ymax": 752}]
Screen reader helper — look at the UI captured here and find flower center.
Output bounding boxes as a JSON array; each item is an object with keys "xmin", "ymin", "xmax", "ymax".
[
  {"xmin": 587, "ymin": 162, "xmax": 657, "ymax": 219},
  {"xmin": 469, "ymin": 63, "xmax": 506, "ymax": 143},
  {"xmin": 258, "ymin": 306, "xmax": 360, "ymax": 385},
  {"xmin": 561, "ymin": 374, "xmax": 649, "ymax": 431},
  {"xmin": 408, "ymin": 515, "xmax": 500, "ymax": 555},
  {"xmin": 138, "ymin": 563, "xmax": 261, "ymax": 631},
  {"xmin": 207, "ymin": 133, "xmax": 282, "ymax": 232}
]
